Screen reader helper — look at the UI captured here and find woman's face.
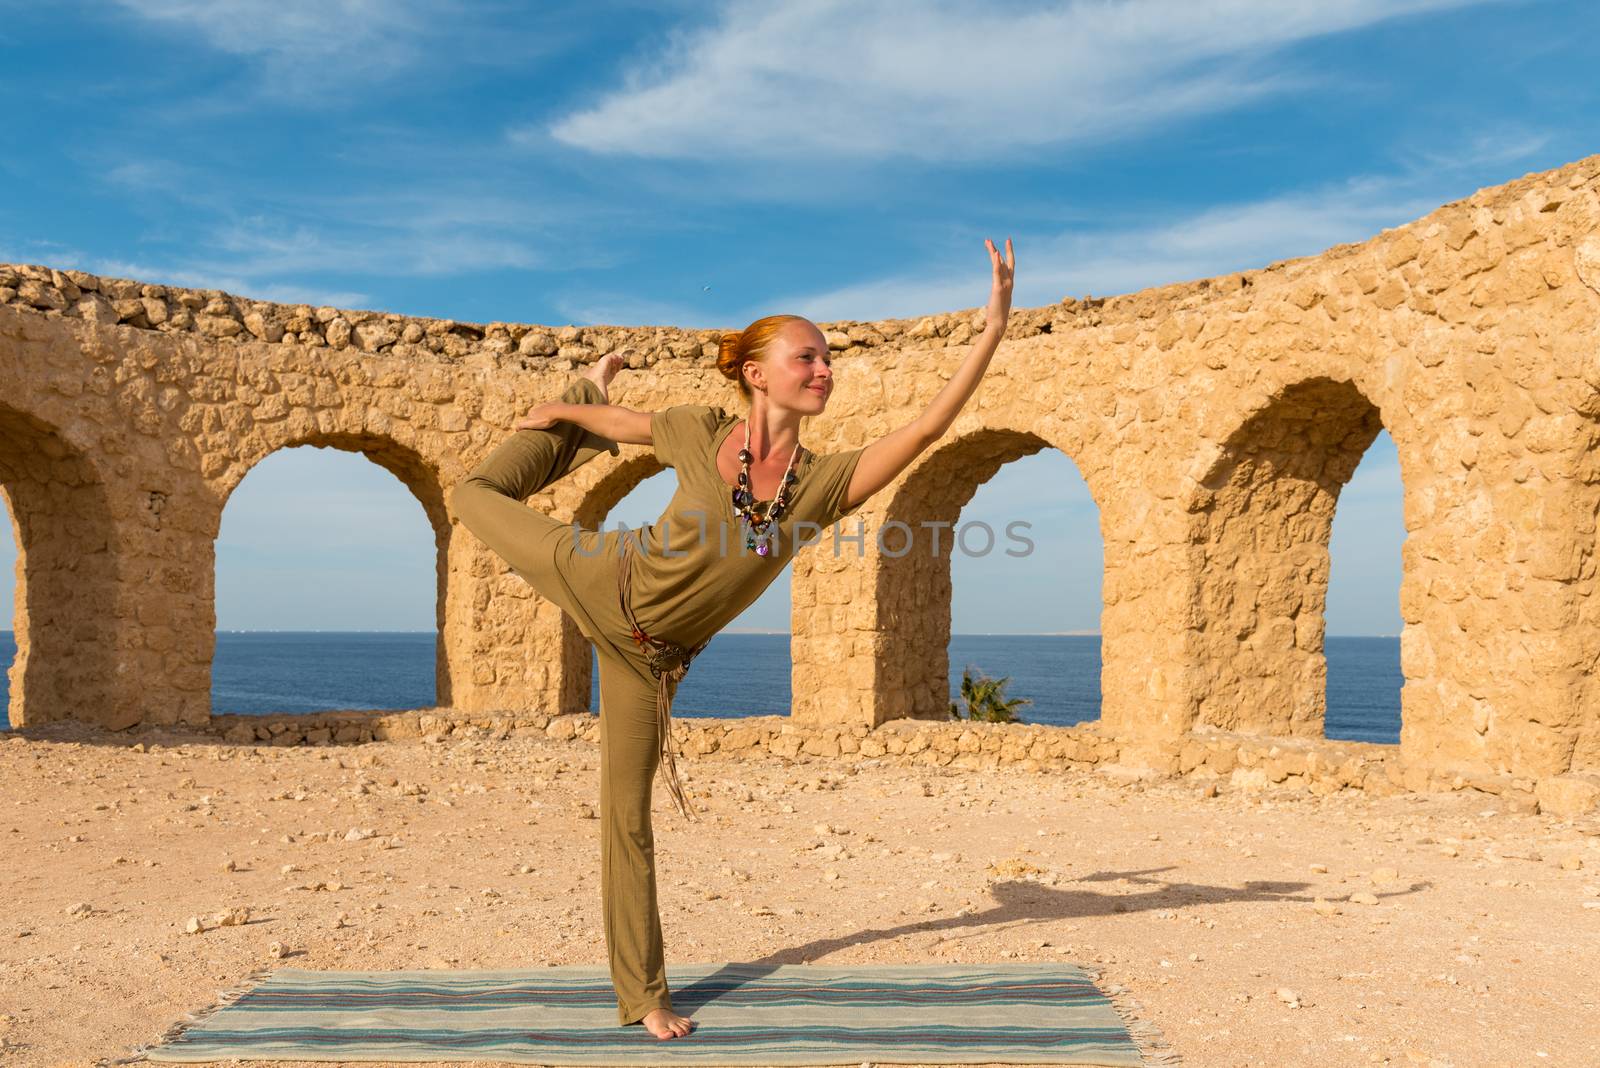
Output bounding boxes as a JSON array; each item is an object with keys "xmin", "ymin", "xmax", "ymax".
[{"xmin": 749, "ymin": 320, "xmax": 834, "ymax": 413}]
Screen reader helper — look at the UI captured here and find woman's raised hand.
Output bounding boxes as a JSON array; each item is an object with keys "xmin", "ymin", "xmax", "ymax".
[
  {"xmin": 513, "ymin": 402, "xmax": 562, "ymax": 431},
  {"xmin": 983, "ymin": 237, "xmax": 1015, "ymax": 335}
]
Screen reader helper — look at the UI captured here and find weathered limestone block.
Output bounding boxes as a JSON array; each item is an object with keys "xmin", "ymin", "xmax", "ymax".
[
  {"xmin": 545, "ymin": 716, "xmax": 580, "ymax": 741},
  {"xmin": 1574, "ymin": 233, "xmax": 1600, "ymax": 294},
  {"xmin": 802, "ymin": 733, "xmax": 841, "ymax": 758},
  {"xmin": 221, "ymin": 720, "xmax": 255, "ymax": 744},
  {"xmin": 1230, "ymin": 766, "xmax": 1270, "ymax": 792},
  {"xmin": 1534, "ymin": 774, "xmax": 1600, "ymax": 817},
  {"xmin": 1264, "ymin": 749, "xmax": 1309, "ymax": 783},
  {"xmin": 723, "ymin": 726, "xmax": 761, "ymax": 750}
]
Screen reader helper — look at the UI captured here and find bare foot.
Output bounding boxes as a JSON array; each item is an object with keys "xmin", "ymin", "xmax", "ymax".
[
  {"xmin": 581, "ymin": 352, "xmax": 624, "ymax": 399},
  {"xmin": 640, "ymin": 1006, "xmax": 694, "ymax": 1039}
]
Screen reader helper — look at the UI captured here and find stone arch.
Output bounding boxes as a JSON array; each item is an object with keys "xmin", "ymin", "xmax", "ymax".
[
  {"xmin": 0, "ymin": 402, "xmax": 121, "ymax": 728},
  {"xmin": 570, "ymin": 453, "xmax": 669, "ymax": 535},
  {"xmin": 865, "ymin": 425, "xmax": 1099, "ymax": 722},
  {"xmin": 212, "ymin": 430, "xmax": 452, "ymax": 710},
  {"xmin": 1186, "ymin": 376, "xmax": 1391, "ymax": 738}
]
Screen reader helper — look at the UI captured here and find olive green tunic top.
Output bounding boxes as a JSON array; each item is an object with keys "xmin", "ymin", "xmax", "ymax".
[{"xmin": 625, "ymin": 404, "xmax": 865, "ymax": 648}]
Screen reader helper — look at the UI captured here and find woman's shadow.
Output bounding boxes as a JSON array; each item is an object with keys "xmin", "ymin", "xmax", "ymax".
[{"xmin": 667, "ymin": 866, "xmax": 1430, "ymax": 1012}]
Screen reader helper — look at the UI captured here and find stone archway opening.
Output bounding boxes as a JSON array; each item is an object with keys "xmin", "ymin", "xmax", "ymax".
[
  {"xmin": 212, "ymin": 436, "xmax": 448, "ymax": 717},
  {"xmin": 1189, "ymin": 377, "xmax": 1389, "ymax": 740},
  {"xmin": 945, "ymin": 447, "xmax": 1103, "ymax": 727},
  {"xmin": 1324, "ymin": 427, "xmax": 1405, "ymax": 744},
  {"xmin": 873, "ymin": 427, "xmax": 1103, "ymax": 725},
  {"xmin": 0, "ymin": 403, "xmax": 120, "ymax": 730}
]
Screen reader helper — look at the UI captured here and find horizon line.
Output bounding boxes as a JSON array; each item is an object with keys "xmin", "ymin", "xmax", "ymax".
[{"xmin": 0, "ymin": 628, "xmax": 1403, "ymax": 638}]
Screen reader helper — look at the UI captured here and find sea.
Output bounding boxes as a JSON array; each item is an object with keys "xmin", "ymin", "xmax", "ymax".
[{"xmin": 0, "ymin": 631, "xmax": 1402, "ymax": 744}]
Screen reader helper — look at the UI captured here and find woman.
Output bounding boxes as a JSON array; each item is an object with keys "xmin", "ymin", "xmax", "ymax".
[{"xmin": 449, "ymin": 237, "xmax": 1014, "ymax": 1040}]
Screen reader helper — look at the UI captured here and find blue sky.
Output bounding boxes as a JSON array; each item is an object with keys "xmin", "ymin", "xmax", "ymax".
[{"xmin": 1, "ymin": 0, "xmax": 1594, "ymax": 635}]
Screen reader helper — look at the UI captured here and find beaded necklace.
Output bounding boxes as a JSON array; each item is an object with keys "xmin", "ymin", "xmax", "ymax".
[{"xmin": 728, "ymin": 419, "xmax": 802, "ymax": 557}]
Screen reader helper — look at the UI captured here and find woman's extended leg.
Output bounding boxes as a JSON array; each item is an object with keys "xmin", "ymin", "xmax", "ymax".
[
  {"xmin": 448, "ymin": 371, "xmax": 619, "ymax": 592},
  {"xmin": 596, "ymin": 649, "xmax": 693, "ymax": 1036}
]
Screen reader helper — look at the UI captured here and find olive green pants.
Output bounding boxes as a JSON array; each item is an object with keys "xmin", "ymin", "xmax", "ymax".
[{"xmin": 448, "ymin": 375, "xmax": 680, "ymax": 1026}]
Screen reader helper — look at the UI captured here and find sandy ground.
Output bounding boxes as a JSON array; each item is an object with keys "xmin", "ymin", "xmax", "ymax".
[{"xmin": 2, "ymin": 722, "xmax": 1598, "ymax": 1068}]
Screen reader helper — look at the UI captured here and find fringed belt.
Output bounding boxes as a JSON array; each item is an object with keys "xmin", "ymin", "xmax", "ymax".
[{"xmin": 616, "ymin": 536, "xmax": 709, "ymax": 822}]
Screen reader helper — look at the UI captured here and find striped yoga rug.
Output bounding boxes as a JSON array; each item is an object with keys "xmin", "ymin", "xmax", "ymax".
[{"xmin": 125, "ymin": 961, "xmax": 1179, "ymax": 1065}]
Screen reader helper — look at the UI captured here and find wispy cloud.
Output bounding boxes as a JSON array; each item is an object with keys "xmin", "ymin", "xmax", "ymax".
[
  {"xmin": 58, "ymin": 156, "xmax": 597, "ymax": 307},
  {"xmin": 539, "ymin": 0, "xmax": 1501, "ymax": 163},
  {"xmin": 203, "ymin": 215, "xmax": 544, "ymax": 278},
  {"xmin": 550, "ymin": 141, "xmax": 1537, "ymax": 329},
  {"xmin": 553, "ymin": 290, "xmax": 729, "ymax": 330},
  {"xmin": 108, "ymin": 0, "xmax": 447, "ymax": 100},
  {"xmin": 70, "ymin": 207, "xmax": 540, "ymax": 310},
  {"xmin": 96, "ymin": 154, "xmax": 571, "ymax": 272},
  {"xmin": 104, "ymin": 0, "xmax": 578, "ymax": 108},
  {"xmin": 767, "ymin": 133, "xmax": 1550, "ymax": 322},
  {"xmin": 1398, "ymin": 126, "xmax": 1553, "ymax": 174}
]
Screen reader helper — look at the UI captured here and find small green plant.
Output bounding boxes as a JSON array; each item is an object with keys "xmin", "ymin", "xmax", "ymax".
[{"xmin": 948, "ymin": 664, "xmax": 1032, "ymax": 723}]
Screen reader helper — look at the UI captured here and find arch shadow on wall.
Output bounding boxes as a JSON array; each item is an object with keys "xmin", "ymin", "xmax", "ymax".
[
  {"xmin": 213, "ymin": 431, "xmax": 452, "ymax": 713},
  {"xmin": 0, "ymin": 402, "xmax": 121, "ymax": 729},
  {"xmin": 872, "ymin": 425, "xmax": 1104, "ymax": 723},
  {"xmin": 1186, "ymin": 376, "xmax": 1394, "ymax": 739}
]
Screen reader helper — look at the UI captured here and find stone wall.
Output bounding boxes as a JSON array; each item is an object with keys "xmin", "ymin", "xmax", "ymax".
[
  {"xmin": 104, "ymin": 711, "xmax": 1599, "ymax": 818},
  {"xmin": 4, "ymin": 152, "xmax": 1600, "ymax": 793}
]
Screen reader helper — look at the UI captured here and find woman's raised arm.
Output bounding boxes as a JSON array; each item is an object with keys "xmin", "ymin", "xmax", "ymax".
[
  {"xmin": 840, "ymin": 237, "xmax": 1015, "ymax": 512},
  {"xmin": 515, "ymin": 400, "xmax": 655, "ymax": 445}
]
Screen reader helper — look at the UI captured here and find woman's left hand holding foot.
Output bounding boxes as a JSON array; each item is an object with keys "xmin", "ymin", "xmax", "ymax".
[{"xmin": 515, "ymin": 402, "xmax": 565, "ymax": 431}]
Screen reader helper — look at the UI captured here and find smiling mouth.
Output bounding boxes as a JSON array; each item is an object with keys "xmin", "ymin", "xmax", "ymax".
[{"xmin": 808, "ymin": 386, "xmax": 828, "ymax": 394}]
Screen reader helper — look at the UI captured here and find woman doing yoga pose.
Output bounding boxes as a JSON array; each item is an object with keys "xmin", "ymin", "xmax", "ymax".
[{"xmin": 449, "ymin": 237, "xmax": 1015, "ymax": 1040}]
